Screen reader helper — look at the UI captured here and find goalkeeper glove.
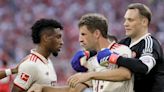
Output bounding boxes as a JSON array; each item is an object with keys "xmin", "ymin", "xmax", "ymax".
[
  {"xmin": 97, "ymin": 48, "xmax": 119, "ymax": 66},
  {"xmin": 71, "ymin": 50, "xmax": 97, "ymax": 72}
]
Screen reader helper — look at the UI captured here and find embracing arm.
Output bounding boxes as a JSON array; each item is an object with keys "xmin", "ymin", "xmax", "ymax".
[
  {"xmin": 28, "ymin": 82, "xmax": 89, "ymax": 92},
  {"xmin": 97, "ymin": 48, "xmax": 154, "ymax": 75},
  {"xmin": 42, "ymin": 86, "xmax": 70, "ymax": 92},
  {"xmin": 88, "ymin": 66, "xmax": 131, "ymax": 81},
  {"xmin": 43, "ymin": 82, "xmax": 89, "ymax": 92},
  {"xmin": 68, "ymin": 66, "xmax": 132, "ymax": 88},
  {"xmin": 117, "ymin": 57, "xmax": 148, "ymax": 74}
]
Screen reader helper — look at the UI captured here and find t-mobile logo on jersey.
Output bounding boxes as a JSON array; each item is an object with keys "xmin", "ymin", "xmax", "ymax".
[{"xmin": 20, "ymin": 73, "xmax": 30, "ymax": 82}]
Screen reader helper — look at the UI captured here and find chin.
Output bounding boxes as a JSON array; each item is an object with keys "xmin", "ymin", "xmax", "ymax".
[
  {"xmin": 52, "ymin": 52, "xmax": 58, "ymax": 57},
  {"xmin": 125, "ymin": 33, "xmax": 131, "ymax": 37},
  {"xmin": 84, "ymin": 47, "xmax": 90, "ymax": 51}
]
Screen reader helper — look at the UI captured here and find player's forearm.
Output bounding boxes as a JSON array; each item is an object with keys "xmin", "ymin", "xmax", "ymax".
[
  {"xmin": 0, "ymin": 68, "xmax": 16, "ymax": 79},
  {"xmin": 89, "ymin": 67, "xmax": 132, "ymax": 81},
  {"xmin": 42, "ymin": 86, "xmax": 66, "ymax": 92},
  {"xmin": 42, "ymin": 85, "xmax": 85, "ymax": 92},
  {"xmin": 12, "ymin": 85, "xmax": 27, "ymax": 92},
  {"xmin": 117, "ymin": 56, "xmax": 148, "ymax": 74},
  {"xmin": 11, "ymin": 68, "xmax": 18, "ymax": 74},
  {"xmin": 0, "ymin": 70, "xmax": 7, "ymax": 79},
  {"xmin": 75, "ymin": 83, "xmax": 90, "ymax": 92}
]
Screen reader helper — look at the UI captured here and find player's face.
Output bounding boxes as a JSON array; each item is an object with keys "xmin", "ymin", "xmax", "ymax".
[
  {"xmin": 79, "ymin": 26, "xmax": 97, "ymax": 50},
  {"xmin": 49, "ymin": 28, "xmax": 63, "ymax": 56},
  {"xmin": 124, "ymin": 9, "xmax": 144, "ymax": 38}
]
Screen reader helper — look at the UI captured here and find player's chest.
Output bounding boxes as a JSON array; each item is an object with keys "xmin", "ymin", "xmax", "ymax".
[
  {"xmin": 130, "ymin": 45, "xmax": 143, "ymax": 58},
  {"xmin": 36, "ymin": 63, "xmax": 57, "ymax": 86}
]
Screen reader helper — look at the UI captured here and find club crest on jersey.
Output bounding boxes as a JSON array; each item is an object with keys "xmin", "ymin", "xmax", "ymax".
[{"xmin": 20, "ymin": 73, "xmax": 30, "ymax": 82}]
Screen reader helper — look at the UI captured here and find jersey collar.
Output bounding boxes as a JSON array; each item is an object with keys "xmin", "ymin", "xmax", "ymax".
[
  {"xmin": 129, "ymin": 33, "xmax": 151, "ymax": 48},
  {"xmin": 30, "ymin": 49, "xmax": 49, "ymax": 64}
]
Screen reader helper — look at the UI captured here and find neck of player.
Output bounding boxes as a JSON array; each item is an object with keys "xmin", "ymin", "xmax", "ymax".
[{"xmin": 97, "ymin": 37, "xmax": 111, "ymax": 51}]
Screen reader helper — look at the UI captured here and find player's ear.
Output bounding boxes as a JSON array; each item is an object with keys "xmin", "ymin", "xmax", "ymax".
[
  {"xmin": 94, "ymin": 29, "xmax": 101, "ymax": 39},
  {"xmin": 42, "ymin": 34, "xmax": 49, "ymax": 43},
  {"xmin": 142, "ymin": 17, "xmax": 148, "ymax": 26}
]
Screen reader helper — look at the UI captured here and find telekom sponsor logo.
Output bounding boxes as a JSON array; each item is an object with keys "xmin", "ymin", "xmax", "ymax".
[{"xmin": 20, "ymin": 73, "xmax": 30, "ymax": 82}]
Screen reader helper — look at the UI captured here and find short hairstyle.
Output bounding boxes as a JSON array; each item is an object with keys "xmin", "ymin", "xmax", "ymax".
[
  {"xmin": 107, "ymin": 35, "xmax": 118, "ymax": 42},
  {"xmin": 31, "ymin": 18, "xmax": 63, "ymax": 44},
  {"xmin": 128, "ymin": 3, "xmax": 152, "ymax": 25},
  {"xmin": 78, "ymin": 13, "xmax": 108, "ymax": 38}
]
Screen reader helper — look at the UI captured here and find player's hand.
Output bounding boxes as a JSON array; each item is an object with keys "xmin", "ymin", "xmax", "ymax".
[
  {"xmin": 67, "ymin": 73, "xmax": 91, "ymax": 88},
  {"xmin": 71, "ymin": 50, "xmax": 97, "ymax": 72},
  {"xmin": 27, "ymin": 84, "xmax": 43, "ymax": 92},
  {"xmin": 11, "ymin": 65, "xmax": 18, "ymax": 74},
  {"xmin": 97, "ymin": 48, "xmax": 119, "ymax": 66}
]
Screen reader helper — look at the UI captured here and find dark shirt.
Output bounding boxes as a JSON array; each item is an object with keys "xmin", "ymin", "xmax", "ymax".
[{"xmin": 119, "ymin": 34, "xmax": 164, "ymax": 92}]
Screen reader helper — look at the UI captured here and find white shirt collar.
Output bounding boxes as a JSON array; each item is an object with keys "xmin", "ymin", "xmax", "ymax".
[
  {"xmin": 30, "ymin": 49, "xmax": 49, "ymax": 64},
  {"xmin": 129, "ymin": 33, "xmax": 151, "ymax": 48}
]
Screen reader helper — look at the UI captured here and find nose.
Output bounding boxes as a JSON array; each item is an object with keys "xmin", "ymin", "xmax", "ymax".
[
  {"xmin": 60, "ymin": 39, "xmax": 64, "ymax": 46},
  {"xmin": 79, "ymin": 35, "xmax": 83, "ymax": 43},
  {"xmin": 124, "ymin": 20, "xmax": 128, "ymax": 27}
]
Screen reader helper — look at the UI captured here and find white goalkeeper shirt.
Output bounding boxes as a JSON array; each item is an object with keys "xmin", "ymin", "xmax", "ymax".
[
  {"xmin": 14, "ymin": 49, "xmax": 57, "ymax": 90},
  {"xmin": 86, "ymin": 42, "xmax": 134, "ymax": 92}
]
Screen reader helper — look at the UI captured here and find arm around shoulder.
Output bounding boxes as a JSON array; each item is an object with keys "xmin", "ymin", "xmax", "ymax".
[{"xmin": 90, "ymin": 66, "xmax": 132, "ymax": 81}]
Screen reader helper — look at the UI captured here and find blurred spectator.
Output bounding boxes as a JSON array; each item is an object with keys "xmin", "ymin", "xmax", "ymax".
[{"xmin": 0, "ymin": 0, "xmax": 164, "ymax": 87}]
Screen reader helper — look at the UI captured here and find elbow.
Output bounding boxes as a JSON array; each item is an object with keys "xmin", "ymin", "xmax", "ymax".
[
  {"xmin": 133, "ymin": 64, "xmax": 148, "ymax": 75},
  {"xmin": 140, "ymin": 65, "xmax": 148, "ymax": 74},
  {"xmin": 126, "ymin": 74, "xmax": 132, "ymax": 80},
  {"xmin": 119, "ymin": 67, "xmax": 132, "ymax": 80},
  {"xmin": 123, "ymin": 71, "xmax": 132, "ymax": 80}
]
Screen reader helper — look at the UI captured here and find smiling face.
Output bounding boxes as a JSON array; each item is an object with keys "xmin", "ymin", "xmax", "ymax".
[
  {"xmin": 124, "ymin": 9, "xmax": 144, "ymax": 38},
  {"xmin": 79, "ymin": 25, "xmax": 97, "ymax": 51}
]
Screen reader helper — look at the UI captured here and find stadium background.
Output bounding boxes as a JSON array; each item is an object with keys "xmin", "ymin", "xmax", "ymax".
[{"xmin": 0, "ymin": 0, "xmax": 164, "ymax": 90}]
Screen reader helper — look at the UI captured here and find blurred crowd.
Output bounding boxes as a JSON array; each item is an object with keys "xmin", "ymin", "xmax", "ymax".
[{"xmin": 0, "ymin": 0, "xmax": 164, "ymax": 86}]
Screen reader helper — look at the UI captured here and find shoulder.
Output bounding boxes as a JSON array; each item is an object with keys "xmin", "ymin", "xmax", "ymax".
[
  {"xmin": 111, "ymin": 43, "xmax": 132, "ymax": 58},
  {"xmin": 142, "ymin": 35, "xmax": 161, "ymax": 49},
  {"xmin": 119, "ymin": 37, "xmax": 131, "ymax": 46},
  {"xmin": 149, "ymin": 36, "xmax": 162, "ymax": 47},
  {"xmin": 19, "ymin": 56, "xmax": 39, "ymax": 71}
]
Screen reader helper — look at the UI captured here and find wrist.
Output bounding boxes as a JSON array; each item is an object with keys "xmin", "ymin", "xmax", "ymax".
[
  {"xmin": 5, "ymin": 69, "xmax": 12, "ymax": 76},
  {"xmin": 109, "ymin": 54, "xmax": 119, "ymax": 64},
  {"xmin": 11, "ymin": 68, "xmax": 18, "ymax": 74}
]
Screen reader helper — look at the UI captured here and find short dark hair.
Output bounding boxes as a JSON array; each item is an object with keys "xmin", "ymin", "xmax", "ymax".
[
  {"xmin": 107, "ymin": 35, "xmax": 118, "ymax": 42},
  {"xmin": 78, "ymin": 13, "xmax": 108, "ymax": 38},
  {"xmin": 128, "ymin": 3, "xmax": 152, "ymax": 25},
  {"xmin": 31, "ymin": 18, "xmax": 63, "ymax": 44}
]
